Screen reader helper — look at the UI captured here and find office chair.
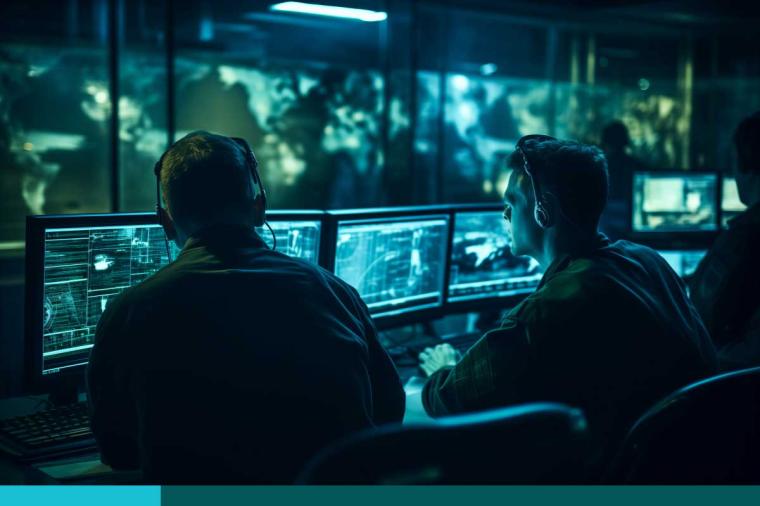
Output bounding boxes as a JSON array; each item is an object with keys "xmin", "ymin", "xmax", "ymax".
[
  {"xmin": 607, "ymin": 366, "xmax": 760, "ymax": 484},
  {"xmin": 298, "ymin": 402, "xmax": 591, "ymax": 484}
]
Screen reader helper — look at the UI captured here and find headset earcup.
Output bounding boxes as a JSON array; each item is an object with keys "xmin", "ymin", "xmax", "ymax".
[
  {"xmin": 535, "ymin": 201, "xmax": 552, "ymax": 228},
  {"xmin": 252, "ymin": 195, "xmax": 266, "ymax": 227}
]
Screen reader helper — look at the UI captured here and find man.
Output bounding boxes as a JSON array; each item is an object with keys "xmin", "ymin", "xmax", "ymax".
[
  {"xmin": 87, "ymin": 131, "xmax": 404, "ymax": 483},
  {"xmin": 420, "ymin": 136, "xmax": 716, "ymax": 471},
  {"xmin": 598, "ymin": 120, "xmax": 645, "ymax": 240},
  {"xmin": 689, "ymin": 112, "xmax": 760, "ymax": 370}
]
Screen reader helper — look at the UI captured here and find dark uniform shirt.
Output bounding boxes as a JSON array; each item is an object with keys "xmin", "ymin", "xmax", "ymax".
[
  {"xmin": 423, "ymin": 235, "xmax": 716, "ymax": 468},
  {"xmin": 87, "ymin": 225, "xmax": 405, "ymax": 483},
  {"xmin": 689, "ymin": 203, "xmax": 760, "ymax": 371}
]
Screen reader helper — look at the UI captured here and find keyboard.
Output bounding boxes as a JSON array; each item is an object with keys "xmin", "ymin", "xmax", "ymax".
[{"xmin": 0, "ymin": 401, "xmax": 96, "ymax": 461}]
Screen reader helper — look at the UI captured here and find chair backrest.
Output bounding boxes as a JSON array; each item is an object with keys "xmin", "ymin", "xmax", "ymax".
[
  {"xmin": 297, "ymin": 402, "xmax": 591, "ymax": 484},
  {"xmin": 608, "ymin": 366, "xmax": 760, "ymax": 484}
]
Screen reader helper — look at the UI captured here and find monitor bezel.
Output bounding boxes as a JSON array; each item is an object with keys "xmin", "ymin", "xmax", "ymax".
[
  {"xmin": 445, "ymin": 203, "xmax": 544, "ymax": 313},
  {"xmin": 24, "ymin": 210, "xmax": 328, "ymax": 393},
  {"xmin": 25, "ymin": 212, "xmax": 162, "ymax": 393},
  {"xmin": 630, "ymin": 169, "xmax": 721, "ymax": 239},
  {"xmin": 260, "ymin": 210, "xmax": 326, "ymax": 265},
  {"xmin": 324, "ymin": 206, "xmax": 453, "ymax": 330}
]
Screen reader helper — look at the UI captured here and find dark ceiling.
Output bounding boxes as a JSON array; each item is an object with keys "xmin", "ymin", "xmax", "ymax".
[{"xmin": 431, "ymin": 0, "xmax": 760, "ymax": 28}]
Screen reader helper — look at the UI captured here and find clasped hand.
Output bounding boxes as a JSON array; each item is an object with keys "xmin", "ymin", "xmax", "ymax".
[{"xmin": 418, "ymin": 343, "xmax": 460, "ymax": 377}]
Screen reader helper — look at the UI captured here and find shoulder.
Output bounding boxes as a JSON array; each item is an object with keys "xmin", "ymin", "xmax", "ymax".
[
  {"xmin": 315, "ymin": 263, "xmax": 365, "ymax": 304},
  {"xmin": 94, "ymin": 258, "xmax": 186, "ymax": 342},
  {"xmin": 508, "ymin": 242, "xmax": 658, "ymax": 323}
]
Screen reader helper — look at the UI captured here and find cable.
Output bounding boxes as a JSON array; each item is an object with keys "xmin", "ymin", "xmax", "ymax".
[
  {"xmin": 164, "ymin": 235, "xmax": 173, "ymax": 262},
  {"xmin": 265, "ymin": 221, "xmax": 277, "ymax": 251}
]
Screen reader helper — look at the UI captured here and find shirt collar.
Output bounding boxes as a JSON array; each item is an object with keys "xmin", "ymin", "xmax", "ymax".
[
  {"xmin": 537, "ymin": 233, "xmax": 610, "ymax": 288},
  {"xmin": 180, "ymin": 224, "xmax": 268, "ymax": 255}
]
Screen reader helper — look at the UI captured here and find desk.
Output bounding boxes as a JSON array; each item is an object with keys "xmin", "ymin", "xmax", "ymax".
[
  {"xmin": 404, "ymin": 376, "xmax": 433, "ymax": 424},
  {"xmin": 0, "ymin": 375, "xmax": 433, "ymax": 484},
  {"xmin": 0, "ymin": 394, "xmax": 140, "ymax": 484}
]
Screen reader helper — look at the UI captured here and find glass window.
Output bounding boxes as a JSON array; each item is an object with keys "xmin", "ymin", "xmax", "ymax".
[
  {"xmin": 554, "ymin": 81, "xmax": 685, "ymax": 169},
  {"xmin": 172, "ymin": 0, "xmax": 388, "ymax": 210},
  {"xmin": 0, "ymin": 0, "xmax": 111, "ymax": 245},
  {"xmin": 119, "ymin": 0, "xmax": 169, "ymax": 212},
  {"xmin": 416, "ymin": 6, "xmax": 550, "ymax": 203}
]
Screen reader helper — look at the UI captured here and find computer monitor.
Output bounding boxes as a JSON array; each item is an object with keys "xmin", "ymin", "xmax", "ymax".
[
  {"xmin": 257, "ymin": 211, "xmax": 324, "ymax": 264},
  {"xmin": 24, "ymin": 213, "xmax": 177, "ymax": 382},
  {"xmin": 632, "ymin": 171, "xmax": 718, "ymax": 233},
  {"xmin": 721, "ymin": 176, "xmax": 747, "ymax": 227},
  {"xmin": 448, "ymin": 209, "xmax": 543, "ymax": 303},
  {"xmin": 25, "ymin": 211, "xmax": 325, "ymax": 386},
  {"xmin": 331, "ymin": 211, "xmax": 450, "ymax": 320},
  {"xmin": 656, "ymin": 250, "xmax": 707, "ymax": 278}
]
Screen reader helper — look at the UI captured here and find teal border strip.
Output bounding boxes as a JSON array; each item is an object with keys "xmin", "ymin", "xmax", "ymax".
[
  {"xmin": 0, "ymin": 486, "xmax": 160, "ymax": 506},
  {"xmin": 163, "ymin": 486, "xmax": 760, "ymax": 506},
  {"xmin": 4, "ymin": 485, "xmax": 760, "ymax": 506}
]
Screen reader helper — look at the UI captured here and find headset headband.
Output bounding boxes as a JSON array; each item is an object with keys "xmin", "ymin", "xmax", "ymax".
[{"xmin": 153, "ymin": 135, "xmax": 266, "ymax": 221}]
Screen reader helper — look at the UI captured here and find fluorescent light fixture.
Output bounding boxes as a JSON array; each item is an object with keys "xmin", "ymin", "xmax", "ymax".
[
  {"xmin": 450, "ymin": 74, "xmax": 469, "ymax": 92},
  {"xmin": 480, "ymin": 63, "xmax": 498, "ymax": 76},
  {"xmin": 270, "ymin": 2, "xmax": 387, "ymax": 22}
]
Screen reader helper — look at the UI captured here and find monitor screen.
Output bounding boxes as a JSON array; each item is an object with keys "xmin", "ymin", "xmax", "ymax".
[
  {"xmin": 632, "ymin": 172, "xmax": 718, "ymax": 232},
  {"xmin": 722, "ymin": 177, "xmax": 747, "ymax": 227},
  {"xmin": 334, "ymin": 215, "xmax": 449, "ymax": 318},
  {"xmin": 34, "ymin": 215, "xmax": 322, "ymax": 377},
  {"xmin": 256, "ymin": 220, "xmax": 321, "ymax": 264},
  {"xmin": 448, "ymin": 211, "xmax": 543, "ymax": 302},
  {"xmin": 40, "ymin": 223, "xmax": 177, "ymax": 375},
  {"xmin": 657, "ymin": 250, "xmax": 707, "ymax": 278}
]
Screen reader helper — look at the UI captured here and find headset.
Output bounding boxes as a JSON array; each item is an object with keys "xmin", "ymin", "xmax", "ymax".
[
  {"xmin": 516, "ymin": 134, "xmax": 557, "ymax": 229},
  {"xmin": 153, "ymin": 135, "xmax": 275, "ymax": 259}
]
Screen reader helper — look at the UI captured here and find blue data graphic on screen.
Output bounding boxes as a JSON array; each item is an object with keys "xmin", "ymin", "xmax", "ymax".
[
  {"xmin": 41, "ymin": 224, "xmax": 178, "ymax": 375},
  {"xmin": 722, "ymin": 177, "xmax": 746, "ymax": 227},
  {"xmin": 657, "ymin": 250, "xmax": 707, "ymax": 278},
  {"xmin": 632, "ymin": 172, "xmax": 718, "ymax": 232},
  {"xmin": 448, "ymin": 211, "xmax": 543, "ymax": 302},
  {"xmin": 256, "ymin": 221, "xmax": 320, "ymax": 264},
  {"xmin": 334, "ymin": 216, "xmax": 449, "ymax": 317}
]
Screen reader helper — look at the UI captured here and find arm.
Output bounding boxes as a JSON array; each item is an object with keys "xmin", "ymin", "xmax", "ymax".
[
  {"xmin": 86, "ymin": 300, "xmax": 140, "ymax": 470},
  {"xmin": 340, "ymin": 282, "xmax": 405, "ymax": 424},
  {"xmin": 690, "ymin": 233, "xmax": 760, "ymax": 345},
  {"xmin": 716, "ymin": 308, "xmax": 760, "ymax": 371},
  {"xmin": 359, "ymin": 301, "xmax": 406, "ymax": 424},
  {"xmin": 422, "ymin": 318, "xmax": 535, "ymax": 417}
]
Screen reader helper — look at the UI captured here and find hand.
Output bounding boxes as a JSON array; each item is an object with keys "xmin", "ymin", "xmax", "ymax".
[{"xmin": 418, "ymin": 343, "xmax": 460, "ymax": 377}]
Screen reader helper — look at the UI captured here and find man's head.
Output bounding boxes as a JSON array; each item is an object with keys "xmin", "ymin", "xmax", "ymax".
[
  {"xmin": 733, "ymin": 111, "xmax": 760, "ymax": 207},
  {"xmin": 503, "ymin": 136, "xmax": 608, "ymax": 261},
  {"xmin": 601, "ymin": 121, "xmax": 630, "ymax": 153},
  {"xmin": 155, "ymin": 131, "xmax": 265, "ymax": 245}
]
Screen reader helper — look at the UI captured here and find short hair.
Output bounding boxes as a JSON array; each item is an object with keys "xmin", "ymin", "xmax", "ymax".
[
  {"xmin": 508, "ymin": 138, "xmax": 609, "ymax": 228},
  {"xmin": 158, "ymin": 131, "xmax": 257, "ymax": 231},
  {"xmin": 734, "ymin": 111, "xmax": 760, "ymax": 173},
  {"xmin": 601, "ymin": 121, "xmax": 630, "ymax": 149}
]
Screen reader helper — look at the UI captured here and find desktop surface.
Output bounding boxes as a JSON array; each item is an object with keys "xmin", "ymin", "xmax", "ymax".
[{"xmin": 632, "ymin": 172, "xmax": 718, "ymax": 232}]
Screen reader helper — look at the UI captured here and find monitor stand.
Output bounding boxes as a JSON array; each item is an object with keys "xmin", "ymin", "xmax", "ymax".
[{"xmin": 48, "ymin": 376, "xmax": 82, "ymax": 407}]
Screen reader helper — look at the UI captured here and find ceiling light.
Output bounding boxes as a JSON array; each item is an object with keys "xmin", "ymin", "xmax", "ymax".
[{"xmin": 270, "ymin": 2, "xmax": 387, "ymax": 22}]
